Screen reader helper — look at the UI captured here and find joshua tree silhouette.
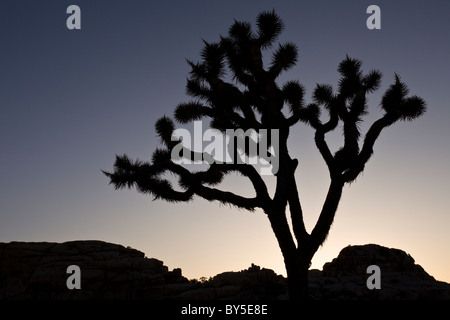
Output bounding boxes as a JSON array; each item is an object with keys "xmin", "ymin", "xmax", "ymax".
[{"xmin": 103, "ymin": 11, "xmax": 426, "ymax": 300}]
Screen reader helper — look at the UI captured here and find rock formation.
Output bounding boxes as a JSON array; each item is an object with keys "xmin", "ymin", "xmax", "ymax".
[
  {"xmin": 0, "ymin": 240, "xmax": 192, "ymax": 300},
  {"xmin": 0, "ymin": 241, "xmax": 448, "ymax": 300},
  {"xmin": 178, "ymin": 264, "xmax": 286, "ymax": 300},
  {"xmin": 309, "ymin": 244, "xmax": 450, "ymax": 300}
]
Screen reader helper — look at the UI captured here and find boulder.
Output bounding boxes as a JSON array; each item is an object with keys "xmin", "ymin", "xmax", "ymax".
[
  {"xmin": 310, "ymin": 244, "xmax": 450, "ymax": 300},
  {"xmin": 0, "ymin": 240, "xmax": 192, "ymax": 300}
]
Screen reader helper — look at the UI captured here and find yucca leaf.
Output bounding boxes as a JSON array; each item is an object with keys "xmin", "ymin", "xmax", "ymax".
[
  {"xmin": 228, "ymin": 20, "xmax": 254, "ymax": 43},
  {"xmin": 313, "ymin": 84, "xmax": 334, "ymax": 105},
  {"xmin": 155, "ymin": 116, "xmax": 175, "ymax": 146},
  {"xmin": 256, "ymin": 10, "xmax": 284, "ymax": 49},
  {"xmin": 186, "ymin": 78, "xmax": 211, "ymax": 100},
  {"xmin": 186, "ymin": 59, "xmax": 207, "ymax": 80},
  {"xmin": 283, "ymin": 80, "xmax": 304, "ymax": 105},
  {"xmin": 270, "ymin": 42, "xmax": 298, "ymax": 75},
  {"xmin": 338, "ymin": 55, "xmax": 362, "ymax": 79},
  {"xmin": 363, "ymin": 69, "xmax": 382, "ymax": 93},
  {"xmin": 174, "ymin": 101, "xmax": 209, "ymax": 124},
  {"xmin": 381, "ymin": 73, "xmax": 409, "ymax": 114},
  {"xmin": 152, "ymin": 148, "xmax": 171, "ymax": 164},
  {"xmin": 201, "ymin": 41, "xmax": 225, "ymax": 77},
  {"xmin": 399, "ymin": 96, "xmax": 426, "ymax": 121}
]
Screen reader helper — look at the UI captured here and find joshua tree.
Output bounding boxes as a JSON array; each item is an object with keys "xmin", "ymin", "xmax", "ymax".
[{"xmin": 103, "ymin": 11, "xmax": 426, "ymax": 299}]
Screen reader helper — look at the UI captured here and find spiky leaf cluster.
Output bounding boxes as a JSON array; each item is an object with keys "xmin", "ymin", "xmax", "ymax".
[
  {"xmin": 308, "ymin": 55, "xmax": 426, "ymax": 182},
  {"xmin": 381, "ymin": 74, "xmax": 426, "ymax": 121}
]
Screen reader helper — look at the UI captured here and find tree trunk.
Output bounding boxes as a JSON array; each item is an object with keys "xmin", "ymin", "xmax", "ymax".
[
  {"xmin": 285, "ymin": 256, "xmax": 310, "ymax": 300},
  {"xmin": 266, "ymin": 178, "xmax": 344, "ymax": 300},
  {"xmin": 285, "ymin": 252, "xmax": 311, "ymax": 300},
  {"xmin": 266, "ymin": 207, "xmax": 313, "ymax": 300}
]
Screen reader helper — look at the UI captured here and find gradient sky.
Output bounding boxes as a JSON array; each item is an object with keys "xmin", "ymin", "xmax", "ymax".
[{"xmin": 1, "ymin": 0, "xmax": 449, "ymax": 283}]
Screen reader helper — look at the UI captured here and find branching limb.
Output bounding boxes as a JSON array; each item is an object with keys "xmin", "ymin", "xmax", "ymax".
[
  {"xmin": 104, "ymin": 140, "xmax": 273, "ymax": 211},
  {"xmin": 314, "ymin": 109, "xmax": 339, "ymax": 177},
  {"xmin": 342, "ymin": 114, "xmax": 396, "ymax": 182},
  {"xmin": 309, "ymin": 178, "xmax": 345, "ymax": 254},
  {"xmin": 287, "ymin": 173, "xmax": 309, "ymax": 244}
]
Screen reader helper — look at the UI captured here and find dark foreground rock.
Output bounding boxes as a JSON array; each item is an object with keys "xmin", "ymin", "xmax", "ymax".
[
  {"xmin": 0, "ymin": 241, "xmax": 448, "ymax": 300},
  {"xmin": 0, "ymin": 241, "xmax": 193, "ymax": 299},
  {"xmin": 309, "ymin": 244, "xmax": 450, "ymax": 300}
]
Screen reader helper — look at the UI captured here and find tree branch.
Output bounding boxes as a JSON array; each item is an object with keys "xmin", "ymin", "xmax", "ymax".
[
  {"xmin": 314, "ymin": 109, "xmax": 339, "ymax": 176},
  {"xmin": 314, "ymin": 130, "xmax": 335, "ymax": 173},
  {"xmin": 166, "ymin": 154, "xmax": 270, "ymax": 211},
  {"xmin": 217, "ymin": 163, "xmax": 271, "ymax": 204},
  {"xmin": 309, "ymin": 178, "xmax": 344, "ymax": 254},
  {"xmin": 195, "ymin": 184, "xmax": 262, "ymax": 211},
  {"xmin": 342, "ymin": 113, "xmax": 397, "ymax": 182},
  {"xmin": 287, "ymin": 173, "xmax": 309, "ymax": 244}
]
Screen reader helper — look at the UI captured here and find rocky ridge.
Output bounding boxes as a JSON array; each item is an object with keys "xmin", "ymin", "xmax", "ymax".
[{"xmin": 0, "ymin": 241, "xmax": 448, "ymax": 300}]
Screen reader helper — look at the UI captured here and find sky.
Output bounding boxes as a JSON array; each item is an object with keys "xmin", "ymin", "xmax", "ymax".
[{"xmin": 1, "ymin": 0, "xmax": 449, "ymax": 284}]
